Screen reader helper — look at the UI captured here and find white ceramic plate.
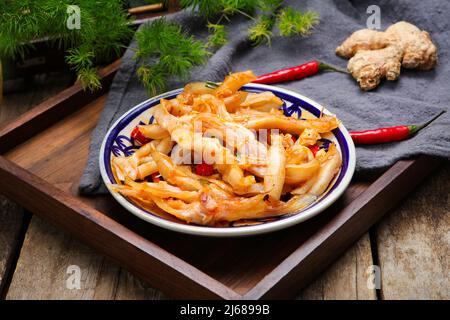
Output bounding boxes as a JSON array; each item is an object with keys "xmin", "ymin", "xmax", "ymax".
[{"xmin": 99, "ymin": 84, "xmax": 356, "ymax": 237}]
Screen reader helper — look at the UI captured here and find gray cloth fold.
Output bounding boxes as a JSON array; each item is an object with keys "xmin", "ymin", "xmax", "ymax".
[{"xmin": 79, "ymin": 0, "xmax": 450, "ymax": 194}]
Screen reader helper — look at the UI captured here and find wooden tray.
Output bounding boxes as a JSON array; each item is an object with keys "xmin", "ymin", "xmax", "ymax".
[{"xmin": 0, "ymin": 61, "xmax": 442, "ymax": 299}]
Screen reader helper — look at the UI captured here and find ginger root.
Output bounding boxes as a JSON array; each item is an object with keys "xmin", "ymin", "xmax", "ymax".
[{"xmin": 336, "ymin": 21, "xmax": 437, "ymax": 90}]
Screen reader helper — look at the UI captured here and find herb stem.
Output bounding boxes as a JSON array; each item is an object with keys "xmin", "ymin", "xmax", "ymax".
[
  {"xmin": 205, "ymin": 81, "xmax": 219, "ymax": 89},
  {"xmin": 236, "ymin": 9, "xmax": 257, "ymax": 21},
  {"xmin": 216, "ymin": 13, "xmax": 226, "ymax": 25}
]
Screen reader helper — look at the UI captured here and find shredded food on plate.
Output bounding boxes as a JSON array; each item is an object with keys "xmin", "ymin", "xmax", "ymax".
[{"xmin": 110, "ymin": 71, "xmax": 342, "ymax": 226}]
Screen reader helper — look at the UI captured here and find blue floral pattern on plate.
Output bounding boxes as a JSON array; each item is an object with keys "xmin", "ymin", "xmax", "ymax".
[
  {"xmin": 111, "ymin": 136, "xmax": 138, "ymax": 157},
  {"xmin": 111, "ymin": 115, "xmax": 155, "ymax": 157},
  {"xmin": 282, "ymin": 101, "xmax": 302, "ymax": 118},
  {"xmin": 318, "ymin": 138, "xmax": 332, "ymax": 152}
]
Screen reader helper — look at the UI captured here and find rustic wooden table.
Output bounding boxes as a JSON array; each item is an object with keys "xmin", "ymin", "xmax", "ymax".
[{"xmin": 0, "ymin": 72, "xmax": 448, "ymax": 300}]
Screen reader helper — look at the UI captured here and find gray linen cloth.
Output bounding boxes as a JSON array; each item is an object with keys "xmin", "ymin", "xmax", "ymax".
[{"xmin": 79, "ymin": 0, "xmax": 450, "ymax": 194}]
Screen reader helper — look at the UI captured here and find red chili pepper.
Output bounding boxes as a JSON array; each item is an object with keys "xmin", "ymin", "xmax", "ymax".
[
  {"xmin": 195, "ymin": 163, "xmax": 215, "ymax": 176},
  {"xmin": 252, "ymin": 60, "xmax": 348, "ymax": 85},
  {"xmin": 350, "ymin": 111, "xmax": 445, "ymax": 145},
  {"xmin": 150, "ymin": 172, "xmax": 162, "ymax": 183},
  {"xmin": 308, "ymin": 145, "xmax": 319, "ymax": 157},
  {"xmin": 131, "ymin": 126, "xmax": 150, "ymax": 145}
]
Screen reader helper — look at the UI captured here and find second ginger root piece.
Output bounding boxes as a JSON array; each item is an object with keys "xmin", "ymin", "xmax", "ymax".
[{"xmin": 336, "ymin": 21, "xmax": 437, "ymax": 91}]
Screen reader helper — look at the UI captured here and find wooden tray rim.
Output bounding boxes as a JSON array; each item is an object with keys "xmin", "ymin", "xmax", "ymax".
[{"xmin": 0, "ymin": 61, "xmax": 442, "ymax": 299}]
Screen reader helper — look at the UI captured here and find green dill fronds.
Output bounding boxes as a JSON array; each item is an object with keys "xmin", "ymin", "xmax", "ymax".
[
  {"xmin": 221, "ymin": 0, "xmax": 258, "ymax": 16},
  {"xmin": 0, "ymin": 32, "xmax": 29, "ymax": 59},
  {"xmin": 136, "ymin": 2, "xmax": 321, "ymax": 96},
  {"xmin": 179, "ymin": 0, "xmax": 223, "ymax": 18},
  {"xmin": 135, "ymin": 19, "xmax": 180, "ymax": 58},
  {"xmin": 137, "ymin": 65, "xmax": 167, "ymax": 96},
  {"xmin": 77, "ymin": 67, "xmax": 101, "ymax": 91},
  {"xmin": 160, "ymin": 37, "xmax": 207, "ymax": 78},
  {"xmin": 65, "ymin": 47, "xmax": 94, "ymax": 71},
  {"xmin": 248, "ymin": 16, "xmax": 274, "ymax": 46},
  {"xmin": 277, "ymin": 7, "xmax": 320, "ymax": 37},
  {"xmin": 257, "ymin": 0, "xmax": 283, "ymax": 13},
  {"xmin": 0, "ymin": 0, "xmax": 133, "ymax": 91},
  {"xmin": 180, "ymin": 0, "xmax": 257, "ymax": 19},
  {"xmin": 176, "ymin": 36, "xmax": 209, "ymax": 70},
  {"xmin": 207, "ymin": 23, "xmax": 228, "ymax": 48},
  {"xmin": 135, "ymin": 18, "xmax": 208, "ymax": 95},
  {"xmin": 180, "ymin": 1, "xmax": 320, "ymax": 51}
]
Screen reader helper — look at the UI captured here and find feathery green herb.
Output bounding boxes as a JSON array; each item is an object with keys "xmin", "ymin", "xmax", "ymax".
[
  {"xmin": 248, "ymin": 16, "xmax": 274, "ymax": 46},
  {"xmin": 180, "ymin": 0, "xmax": 257, "ymax": 19},
  {"xmin": 179, "ymin": 0, "xmax": 319, "ymax": 46},
  {"xmin": 0, "ymin": 0, "xmax": 133, "ymax": 91},
  {"xmin": 179, "ymin": 0, "xmax": 223, "ymax": 19},
  {"xmin": 135, "ymin": 0, "xmax": 318, "ymax": 95},
  {"xmin": 207, "ymin": 23, "xmax": 228, "ymax": 48},
  {"xmin": 134, "ymin": 1, "xmax": 319, "ymax": 94},
  {"xmin": 135, "ymin": 18, "xmax": 208, "ymax": 96},
  {"xmin": 277, "ymin": 6, "xmax": 320, "ymax": 37},
  {"xmin": 257, "ymin": 0, "xmax": 283, "ymax": 13},
  {"xmin": 2, "ymin": 0, "xmax": 320, "ymax": 96}
]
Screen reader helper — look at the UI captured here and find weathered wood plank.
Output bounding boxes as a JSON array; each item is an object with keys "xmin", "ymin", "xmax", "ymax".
[
  {"xmin": 0, "ymin": 73, "xmax": 72, "ymax": 295},
  {"xmin": 114, "ymin": 268, "xmax": 165, "ymax": 300},
  {"xmin": 7, "ymin": 217, "xmax": 375, "ymax": 300},
  {"xmin": 299, "ymin": 233, "xmax": 376, "ymax": 300},
  {"xmin": 0, "ymin": 74, "xmax": 72, "ymax": 127},
  {"xmin": 3, "ymin": 3, "xmax": 192, "ymax": 300},
  {"xmin": 375, "ymin": 163, "xmax": 450, "ymax": 299},
  {"xmin": 0, "ymin": 196, "xmax": 26, "ymax": 296},
  {"xmin": 243, "ymin": 157, "xmax": 441, "ymax": 300},
  {"xmin": 1, "ymin": 91, "xmax": 238, "ymax": 299},
  {"xmin": 6, "ymin": 216, "xmax": 164, "ymax": 299},
  {"xmin": 3, "ymin": 75, "xmax": 445, "ymax": 300},
  {"xmin": 0, "ymin": 75, "xmax": 163, "ymax": 299}
]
